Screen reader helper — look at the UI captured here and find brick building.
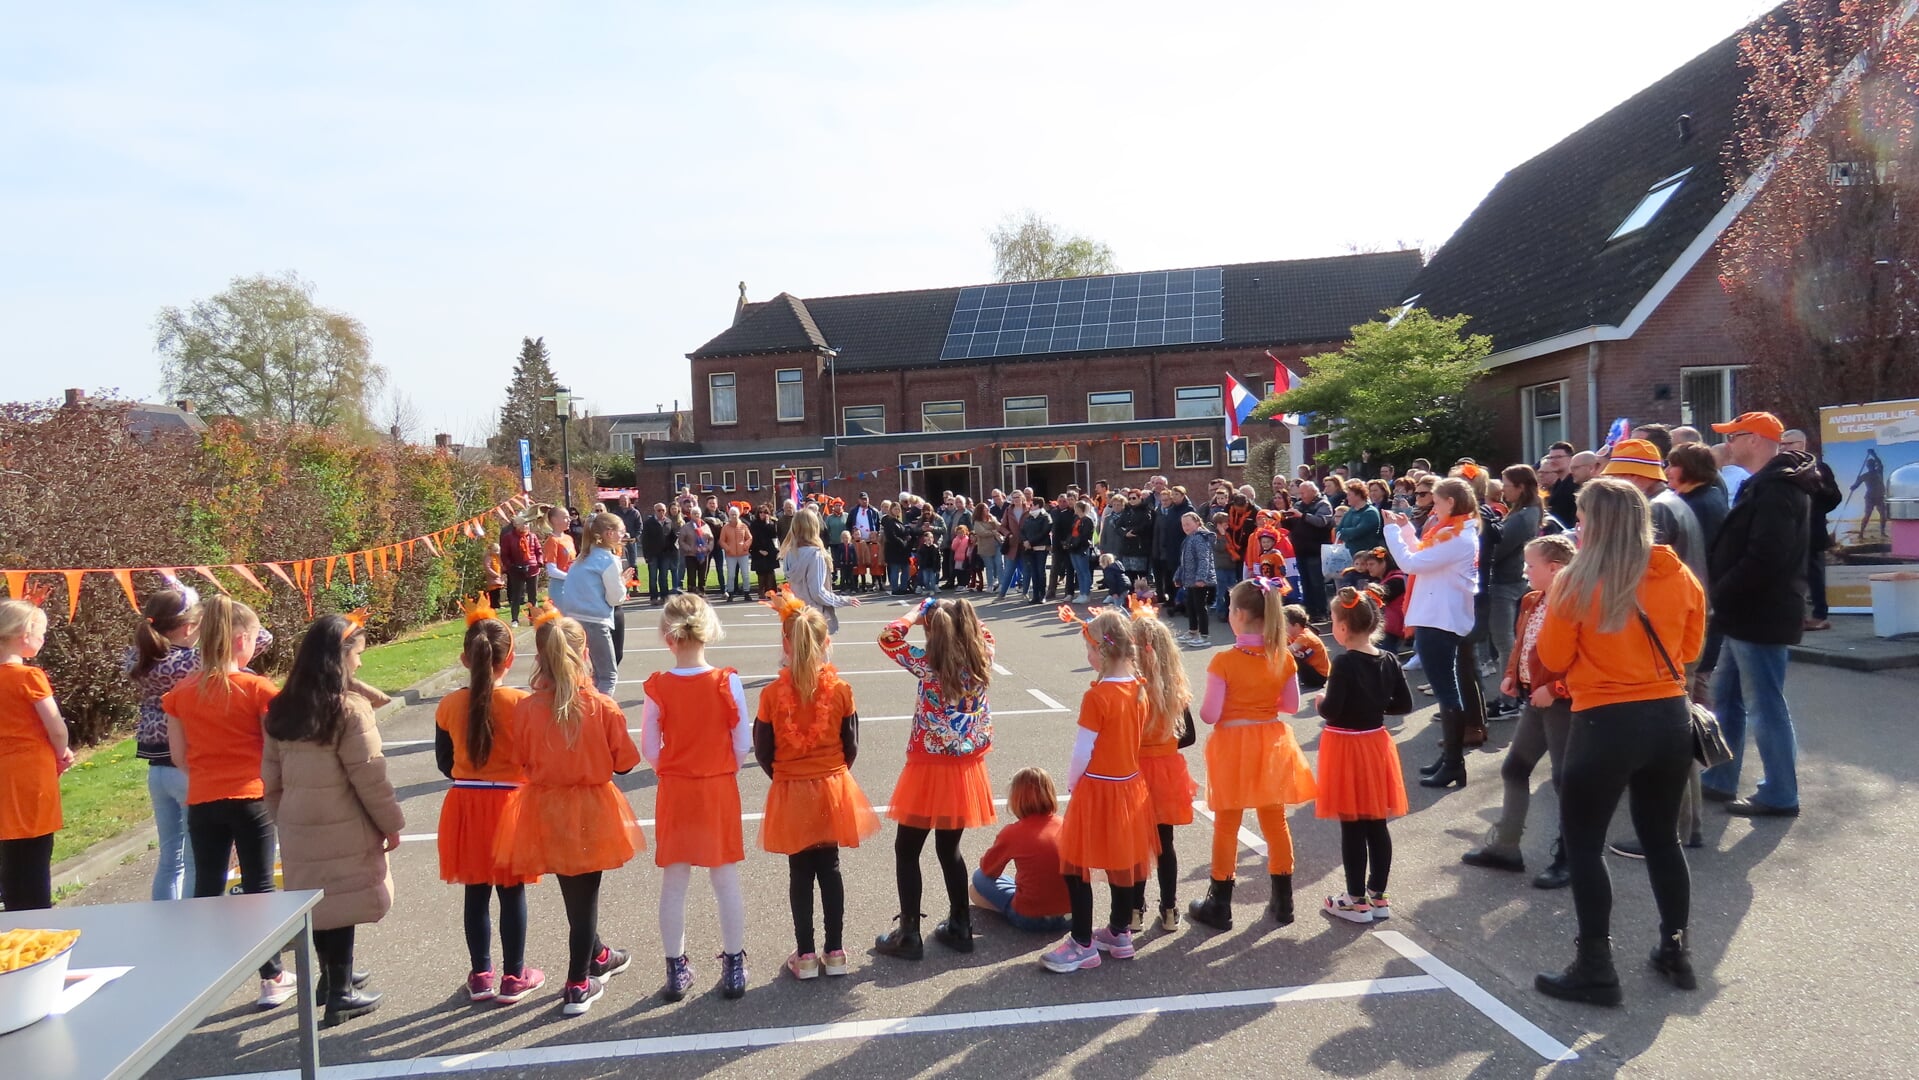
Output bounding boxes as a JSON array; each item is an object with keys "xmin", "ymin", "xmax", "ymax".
[
  {"xmin": 1407, "ymin": 22, "xmax": 1760, "ymax": 464},
  {"xmin": 637, "ymin": 252, "xmax": 1420, "ymax": 503}
]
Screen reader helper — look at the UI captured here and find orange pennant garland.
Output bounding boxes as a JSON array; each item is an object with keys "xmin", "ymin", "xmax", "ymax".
[
  {"xmin": 263, "ymin": 562, "xmax": 296, "ymax": 589},
  {"xmin": 111, "ymin": 569, "xmax": 139, "ymax": 612},
  {"xmin": 63, "ymin": 570, "xmax": 85, "ymax": 618},
  {"xmin": 228, "ymin": 564, "xmax": 266, "ymax": 592},
  {"xmin": 2, "ymin": 571, "xmax": 24, "ymax": 599}
]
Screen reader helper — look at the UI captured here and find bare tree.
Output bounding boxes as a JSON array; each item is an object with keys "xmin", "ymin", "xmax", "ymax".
[
  {"xmin": 380, "ymin": 387, "xmax": 423, "ymax": 444},
  {"xmin": 989, "ymin": 210, "xmax": 1119, "ymax": 282}
]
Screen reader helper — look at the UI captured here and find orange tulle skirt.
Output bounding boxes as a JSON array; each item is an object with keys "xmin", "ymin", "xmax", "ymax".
[
  {"xmin": 492, "ymin": 782, "xmax": 643, "ymax": 878},
  {"xmin": 1059, "ymin": 775, "xmax": 1160, "ymax": 886},
  {"xmin": 1204, "ymin": 721, "xmax": 1318, "ymax": 811},
  {"xmin": 1314, "ymin": 727, "xmax": 1409, "ymax": 821},
  {"xmin": 439, "ymin": 786, "xmax": 537, "ymax": 886},
  {"xmin": 762, "ymin": 767, "xmax": 881, "ymax": 854},
  {"xmin": 654, "ymin": 774, "xmax": 745, "ymax": 868},
  {"xmin": 887, "ymin": 752, "xmax": 996, "ymax": 831},
  {"xmin": 1139, "ymin": 752, "xmax": 1197, "ymax": 825}
]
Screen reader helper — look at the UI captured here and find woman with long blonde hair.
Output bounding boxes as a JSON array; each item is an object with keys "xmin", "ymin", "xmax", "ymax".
[{"xmin": 780, "ymin": 508, "xmax": 862, "ymax": 632}]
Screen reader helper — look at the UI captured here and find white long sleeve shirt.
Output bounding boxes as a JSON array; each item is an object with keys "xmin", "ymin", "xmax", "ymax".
[{"xmin": 1381, "ymin": 519, "xmax": 1479, "ymax": 636}]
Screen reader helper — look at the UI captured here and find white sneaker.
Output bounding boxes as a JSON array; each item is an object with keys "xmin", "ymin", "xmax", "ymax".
[
  {"xmin": 1403, "ymin": 654, "xmax": 1423, "ymax": 671},
  {"xmin": 257, "ymin": 970, "xmax": 298, "ymax": 1008}
]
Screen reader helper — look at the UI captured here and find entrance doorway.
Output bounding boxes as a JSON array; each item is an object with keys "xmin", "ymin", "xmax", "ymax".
[
  {"xmin": 1022, "ymin": 462, "xmax": 1078, "ymax": 499},
  {"xmin": 916, "ymin": 466, "xmax": 979, "ymax": 503},
  {"xmin": 1001, "ymin": 445, "xmax": 1090, "ymax": 501}
]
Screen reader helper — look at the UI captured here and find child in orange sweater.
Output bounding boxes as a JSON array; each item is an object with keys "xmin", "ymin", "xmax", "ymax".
[
  {"xmin": 0, "ymin": 599, "xmax": 73, "ymax": 913},
  {"xmin": 969, "ymin": 768, "xmax": 1072, "ymax": 934},
  {"xmin": 1285, "ymin": 604, "xmax": 1332, "ymax": 691}
]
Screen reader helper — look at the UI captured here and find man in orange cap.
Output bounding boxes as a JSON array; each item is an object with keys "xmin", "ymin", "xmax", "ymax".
[{"xmin": 1701, "ymin": 411, "xmax": 1820, "ymax": 818}]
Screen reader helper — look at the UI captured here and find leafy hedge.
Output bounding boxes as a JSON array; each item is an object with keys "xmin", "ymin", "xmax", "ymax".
[{"xmin": 0, "ymin": 396, "xmax": 563, "ymax": 745}]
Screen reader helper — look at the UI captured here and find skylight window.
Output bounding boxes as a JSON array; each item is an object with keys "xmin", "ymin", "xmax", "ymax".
[{"xmin": 1608, "ymin": 169, "xmax": 1692, "ymax": 241}]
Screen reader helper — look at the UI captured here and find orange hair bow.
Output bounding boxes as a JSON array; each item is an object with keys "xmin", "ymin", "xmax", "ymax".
[
  {"xmin": 759, "ymin": 583, "xmax": 809, "ymax": 628},
  {"xmin": 337, "ymin": 607, "xmax": 370, "ymax": 637},
  {"xmin": 1457, "ymin": 463, "xmax": 1481, "ymax": 480},
  {"xmin": 529, "ymin": 600, "xmax": 564, "ymax": 628},
  {"xmin": 461, "ymin": 593, "xmax": 499, "ymax": 627},
  {"xmin": 1056, "ymin": 603, "xmax": 1107, "ymax": 647}
]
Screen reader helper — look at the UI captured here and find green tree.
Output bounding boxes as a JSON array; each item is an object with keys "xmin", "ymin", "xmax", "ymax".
[
  {"xmin": 989, "ymin": 210, "xmax": 1118, "ymax": 282},
  {"xmin": 489, "ymin": 336, "xmax": 590, "ymax": 470},
  {"xmin": 155, "ymin": 272, "xmax": 383, "ymax": 431},
  {"xmin": 1255, "ymin": 309, "xmax": 1495, "ymax": 467}
]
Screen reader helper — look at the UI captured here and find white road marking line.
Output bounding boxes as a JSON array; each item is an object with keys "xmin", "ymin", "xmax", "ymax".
[
  {"xmin": 1027, "ymin": 688, "xmax": 1067, "ymax": 711},
  {"xmin": 1372, "ymin": 930, "xmax": 1580, "ymax": 1062},
  {"xmin": 208, "ymin": 975, "xmax": 1444, "ymax": 1079},
  {"xmin": 1191, "ymin": 802, "xmax": 1270, "ymax": 856},
  {"xmin": 992, "ymin": 662, "xmax": 1012, "ymax": 675}
]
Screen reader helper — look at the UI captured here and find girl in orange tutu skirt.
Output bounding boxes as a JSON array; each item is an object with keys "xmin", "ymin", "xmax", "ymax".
[
  {"xmin": 641, "ymin": 593, "xmax": 753, "ymax": 1002},
  {"xmin": 1127, "ymin": 609, "xmax": 1198, "ymax": 933},
  {"xmin": 1188, "ymin": 577, "xmax": 1318, "ymax": 931},
  {"xmin": 492, "ymin": 613, "xmax": 643, "ymax": 1017},
  {"xmin": 754, "ymin": 602, "xmax": 879, "ymax": 981},
  {"xmin": 1040, "ymin": 610, "xmax": 1160, "ymax": 974},
  {"xmin": 875, "ymin": 596, "xmax": 997, "ymax": 960},
  {"xmin": 1314, "ymin": 587, "xmax": 1412, "ymax": 925},
  {"xmin": 434, "ymin": 603, "xmax": 543, "ymax": 1005}
]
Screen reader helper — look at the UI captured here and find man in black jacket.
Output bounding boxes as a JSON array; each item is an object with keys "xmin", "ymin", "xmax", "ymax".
[
  {"xmin": 1285, "ymin": 481, "xmax": 1335, "ymax": 621},
  {"xmin": 640, "ymin": 502, "xmax": 674, "ymax": 605},
  {"xmin": 1701, "ymin": 412, "xmax": 1817, "ymax": 818},
  {"xmin": 1018, "ymin": 497, "xmax": 1054, "ymax": 604},
  {"xmin": 1152, "ymin": 485, "xmax": 1194, "ymax": 612}
]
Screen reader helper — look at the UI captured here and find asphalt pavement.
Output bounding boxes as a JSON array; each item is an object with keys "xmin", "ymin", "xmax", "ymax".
[{"xmin": 68, "ymin": 591, "xmax": 1919, "ymax": 1079}]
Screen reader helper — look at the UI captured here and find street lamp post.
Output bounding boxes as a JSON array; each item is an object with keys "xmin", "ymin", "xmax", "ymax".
[{"xmin": 553, "ymin": 387, "xmax": 573, "ymax": 512}]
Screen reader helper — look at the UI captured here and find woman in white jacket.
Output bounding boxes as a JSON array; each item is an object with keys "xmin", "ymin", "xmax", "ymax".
[
  {"xmin": 1382, "ymin": 476, "xmax": 1481, "ymax": 791},
  {"xmin": 780, "ymin": 508, "xmax": 861, "ymax": 632}
]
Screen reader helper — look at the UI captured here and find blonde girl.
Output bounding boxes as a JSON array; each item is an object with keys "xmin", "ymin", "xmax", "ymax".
[
  {"xmin": 1128, "ymin": 610, "xmax": 1198, "ymax": 931},
  {"xmin": 779, "ymin": 508, "xmax": 861, "ymax": 633},
  {"xmin": 1187, "ymin": 578, "xmax": 1318, "ymax": 931},
  {"xmin": 552, "ymin": 512, "xmax": 629, "ymax": 695},
  {"xmin": 641, "ymin": 593, "xmax": 753, "ymax": 1001},
  {"xmin": 0, "ymin": 600, "xmax": 73, "ymax": 913}
]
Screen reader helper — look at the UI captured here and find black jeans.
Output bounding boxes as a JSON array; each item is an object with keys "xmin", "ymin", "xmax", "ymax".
[
  {"xmin": 0, "ymin": 833, "xmax": 55, "ymax": 911},
  {"xmin": 1296, "ymin": 555, "xmax": 1327, "ymax": 620},
  {"xmin": 788, "ymin": 846, "xmax": 846, "ymax": 956},
  {"xmin": 645, "ymin": 557, "xmax": 667, "ymax": 603},
  {"xmin": 555, "ymin": 871, "xmax": 604, "ymax": 984},
  {"xmin": 895, "ymin": 826, "xmax": 967, "ymax": 921},
  {"xmin": 1025, "ymin": 551, "xmax": 1050, "ymax": 603},
  {"xmin": 1187, "ymin": 585, "xmax": 1214, "ymax": 635},
  {"xmin": 1129, "ymin": 823, "xmax": 1179, "ymax": 913},
  {"xmin": 1339, "ymin": 819, "xmax": 1392, "ymax": 897},
  {"xmin": 1062, "ymin": 873, "xmax": 1133, "ymax": 947},
  {"xmin": 1560, "ymin": 697, "xmax": 1693, "ymax": 941},
  {"xmin": 464, "ymin": 884, "xmax": 529, "ymax": 977},
  {"xmin": 611, "ymin": 606, "xmax": 626, "ymax": 668},
  {"xmin": 189, "ymin": 798, "xmax": 282, "ymax": 978},
  {"xmin": 1154, "ymin": 560, "xmax": 1179, "ymax": 610},
  {"xmin": 505, "ymin": 570, "xmax": 540, "ymax": 623}
]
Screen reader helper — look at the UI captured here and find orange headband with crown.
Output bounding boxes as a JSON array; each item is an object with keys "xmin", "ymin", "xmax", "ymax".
[
  {"xmin": 529, "ymin": 600, "xmax": 564, "ymax": 628},
  {"xmin": 336, "ymin": 607, "xmax": 369, "ymax": 638},
  {"xmin": 461, "ymin": 593, "xmax": 500, "ymax": 627},
  {"xmin": 759, "ymin": 583, "xmax": 810, "ymax": 629}
]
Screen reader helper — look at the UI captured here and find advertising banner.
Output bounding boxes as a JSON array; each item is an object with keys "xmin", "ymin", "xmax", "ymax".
[{"xmin": 1817, "ymin": 398, "xmax": 1919, "ymax": 612}]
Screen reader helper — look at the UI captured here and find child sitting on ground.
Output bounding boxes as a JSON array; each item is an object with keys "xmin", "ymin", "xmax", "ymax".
[
  {"xmin": 969, "ymin": 767, "xmax": 1072, "ymax": 935},
  {"xmin": 1285, "ymin": 605, "xmax": 1331, "ymax": 692},
  {"xmin": 1100, "ymin": 553, "xmax": 1131, "ymax": 608},
  {"xmin": 1130, "ymin": 569, "xmax": 1157, "ymax": 608}
]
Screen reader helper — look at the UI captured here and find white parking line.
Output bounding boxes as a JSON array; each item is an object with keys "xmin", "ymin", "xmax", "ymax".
[
  {"xmin": 992, "ymin": 662, "xmax": 1012, "ymax": 675},
  {"xmin": 1027, "ymin": 688, "xmax": 1067, "ymax": 711},
  {"xmin": 1373, "ymin": 931, "xmax": 1579, "ymax": 1062}
]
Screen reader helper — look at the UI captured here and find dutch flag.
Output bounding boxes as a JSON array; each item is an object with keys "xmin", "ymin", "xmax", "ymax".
[
  {"xmin": 1226, "ymin": 373, "xmax": 1259, "ymax": 448},
  {"xmin": 1267, "ymin": 351, "xmax": 1302, "ymax": 426}
]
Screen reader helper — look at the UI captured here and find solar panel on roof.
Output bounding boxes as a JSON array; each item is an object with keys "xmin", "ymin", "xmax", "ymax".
[{"xmin": 939, "ymin": 267, "xmax": 1224, "ymax": 360}]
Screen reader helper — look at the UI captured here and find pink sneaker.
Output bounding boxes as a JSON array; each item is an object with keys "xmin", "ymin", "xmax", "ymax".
[
  {"xmin": 1091, "ymin": 927, "xmax": 1136, "ymax": 959},
  {"xmin": 466, "ymin": 970, "xmax": 496, "ymax": 1001},
  {"xmin": 495, "ymin": 967, "xmax": 546, "ymax": 1005},
  {"xmin": 1040, "ymin": 936, "xmax": 1101, "ymax": 973}
]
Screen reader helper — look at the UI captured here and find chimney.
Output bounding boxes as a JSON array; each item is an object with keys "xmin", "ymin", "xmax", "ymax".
[
  {"xmin": 175, "ymin": 399, "xmax": 194, "ymax": 413},
  {"xmin": 64, "ymin": 388, "xmax": 85, "ymax": 407},
  {"xmin": 733, "ymin": 282, "xmax": 748, "ymax": 325},
  {"xmin": 389, "ymin": 424, "xmax": 402, "ymax": 442},
  {"xmin": 1676, "ymin": 114, "xmax": 1693, "ymax": 143},
  {"xmin": 434, "ymin": 432, "xmax": 452, "ymax": 450}
]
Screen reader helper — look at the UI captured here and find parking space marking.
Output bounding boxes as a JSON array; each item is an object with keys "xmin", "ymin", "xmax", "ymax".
[
  {"xmin": 993, "ymin": 662, "xmax": 1012, "ymax": 675},
  {"xmin": 1027, "ymin": 688, "xmax": 1067, "ymax": 711},
  {"xmin": 1373, "ymin": 931, "xmax": 1579, "ymax": 1062}
]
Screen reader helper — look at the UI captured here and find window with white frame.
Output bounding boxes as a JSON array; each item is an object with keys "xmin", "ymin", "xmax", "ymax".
[
  {"xmin": 673, "ymin": 472, "xmax": 688, "ymax": 491},
  {"xmin": 1521, "ymin": 381, "xmax": 1567, "ymax": 464},
  {"xmin": 775, "ymin": 368, "xmax": 805, "ymax": 422},
  {"xmin": 1228, "ymin": 439, "xmax": 1248, "ymax": 466},
  {"xmin": 1680, "ymin": 366, "xmax": 1746, "ymax": 441},
  {"xmin": 1122, "ymin": 439, "xmax": 1160, "ymax": 470},
  {"xmin": 1004, "ymin": 395, "xmax": 1049, "ymax": 427},
  {"xmin": 708, "ymin": 372, "xmax": 737, "ymax": 425},
  {"xmin": 746, "ymin": 469, "xmax": 761, "ymax": 491},
  {"xmin": 922, "ymin": 400, "xmax": 965, "ymax": 432},
  {"xmin": 842, "ymin": 404, "xmax": 885, "ymax": 436},
  {"xmin": 721, "ymin": 470, "xmax": 736, "ymax": 491},
  {"xmin": 1174, "ymin": 385, "xmax": 1223, "ymax": 418},
  {"xmin": 1088, "ymin": 390, "xmax": 1135, "ymax": 423},
  {"xmin": 1173, "ymin": 437, "xmax": 1213, "ymax": 468},
  {"xmin": 698, "ymin": 471, "xmax": 712, "ymax": 490}
]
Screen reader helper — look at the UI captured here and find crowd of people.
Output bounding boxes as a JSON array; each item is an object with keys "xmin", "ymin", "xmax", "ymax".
[{"xmin": 0, "ymin": 410, "xmax": 1835, "ymax": 1026}]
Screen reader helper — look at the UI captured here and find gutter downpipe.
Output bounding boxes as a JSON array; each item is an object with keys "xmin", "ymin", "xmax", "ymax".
[{"xmin": 1586, "ymin": 341, "xmax": 1601, "ymax": 449}]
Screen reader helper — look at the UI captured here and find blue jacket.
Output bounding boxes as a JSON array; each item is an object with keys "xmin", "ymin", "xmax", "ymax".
[
  {"xmin": 1176, "ymin": 528, "xmax": 1217, "ymax": 588},
  {"xmin": 556, "ymin": 547, "xmax": 619, "ymax": 625}
]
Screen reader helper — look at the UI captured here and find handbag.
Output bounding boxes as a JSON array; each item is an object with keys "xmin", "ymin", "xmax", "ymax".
[{"xmin": 1635, "ymin": 608, "xmax": 1733, "ymax": 768}]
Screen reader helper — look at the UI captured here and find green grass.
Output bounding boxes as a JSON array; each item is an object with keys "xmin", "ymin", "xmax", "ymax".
[
  {"xmin": 356, "ymin": 616, "xmax": 470, "ymax": 693},
  {"xmin": 54, "ymin": 737, "xmax": 150, "ymax": 866}
]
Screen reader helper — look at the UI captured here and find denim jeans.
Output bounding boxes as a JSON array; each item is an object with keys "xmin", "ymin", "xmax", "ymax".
[
  {"xmin": 1487, "ymin": 581, "xmax": 1525, "ymax": 680},
  {"xmin": 888, "ymin": 561, "xmax": 910, "ymax": 592},
  {"xmin": 1070, "ymin": 552, "xmax": 1093, "ymax": 600},
  {"xmin": 581, "ymin": 620, "xmax": 617, "ymax": 695},
  {"xmin": 1214, "ymin": 564, "xmax": 1242, "ymax": 614},
  {"xmin": 1702, "ymin": 637, "xmax": 1799, "ymax": 808},
  {"xmin": 984, "ymin": 552, "xmax": 1007, "ymax": 593},
  {"xmin": 645, "ymin": 557, "xmax": 667, "ymax": 602},
  {"xmin": 663, "ymin": 553, "xmax": 685, "ymax": 593},
  {"xmin": 724, "ymin": 553, "xmax": 749, "ymax": 594},
  {"xmin": 147, "ymin": 762, "xmax": 195, "ymax": 901},
  {"xmin": 1025, "ymin": 550, "xmax": 1050, "ymax": 603},
  {"xmin": 1412, "ymin": 626, "xmax": 1465, "ymax": 712},
  {"xmin": 970, "ymin": 868, "xmax": 1070, "ymax": 934},
  {"xmin": 1297, "ymin": 555, "xmax": 1328, "ymax": 620}
]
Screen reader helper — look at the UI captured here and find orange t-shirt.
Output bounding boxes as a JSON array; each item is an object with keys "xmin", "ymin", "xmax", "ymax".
[
  {"xmin": 1139, "ymin": 707, "xmax": 1184, "ymax": 759},
  {"xmin": 1079, "ymin": 679, "xmax": 1146, "ymax": 777},
  {"xmin": 1206, "ymin": 645, "xmax": 1298, "ymax": 721},
  {"xmin": 544, "ymin": 534, "xmax": 576, "ymax": 573},
  {"xmin": 435, "ymin": 686, "xmax": 530, "ymax": 783},
  {"xmin": 645, "ymin": 668, "xmax": 741, "ymax": 779},
  {"xmin": 162, "ymin": 671, "xmax": 278, "ymax": 805},
  {"xmin": 1289, "ymin": 630, "xmax": 1331, "ymax": 678},
  {"xmin": 506, "ymin": 686, "xmax": 639, "ymax": 786},
  {"xmin": 756, "ymin": 669, "xmax": 855, "ymax": 781},
  {"xmin": 0, "ymin": 664, "xmax": 60, "ymax": 839}
]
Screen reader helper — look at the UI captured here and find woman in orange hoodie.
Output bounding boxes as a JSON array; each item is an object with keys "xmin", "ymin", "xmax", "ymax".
[{"xmin": 1533, "ymin": 478, "xmax": 1704, "ymax": 1008}]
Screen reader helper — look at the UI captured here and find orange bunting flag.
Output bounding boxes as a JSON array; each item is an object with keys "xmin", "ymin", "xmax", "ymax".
[
  {"xmin": 345, "ymin": 553, "xmax": 358, "ymax": 583},
  {"xmin": 111, "ymin": 569, "xmax": 139, "ymax": 612},
  {"xmin": 495, "ymin": 506, "xmax": 510, "ymax": 522},
  {"xmin": 62, "ymin": 570, "xmax": 85, "ymax": 618},
  {"xmin": 191, "ymin": 566, "xmax": 222, "ymax": 590},
  {"xmin": 263, "ymin": 562, "xmax": 296, "ymax": 589},
  {"xmin": 393, "ymin": 544, "xmax": 406, "ymax": 570},
  {"xmin": 228, "ymin": 564, "xmax": 266, "ymax": 592},
  {"xmin": 323, "ymin": 556, "xmax": 337, "ymax": 586},
  {"xmin": 2, "ymin": 571, "xmax": 24, "ymax": 599}
]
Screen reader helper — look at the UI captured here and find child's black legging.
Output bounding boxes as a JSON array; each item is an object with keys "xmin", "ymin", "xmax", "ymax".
[
  {"xmin": 1340, "ymin": 819, "xmax": 1392, "ymax": 897},
  {"xmin": 1130, "ymin": 824, "xmax": 1178, "ymax": 913},
  {"xmin": 188, "ymin": 797, "xmax": 282, "ymax": 979},
  {"xmin": 555, "ymin": 871, "xmax": 604, "ymax": 984},
  {"xmin": 1187, "ymin": 585, "xmax": 1214, "ymax": 634},
  {"xmin": 894, "ymin": 826, "xmax": 966, "ymax": 921},
  {"xmin": 0, "ymin": 834, "xmax": 55, "ymax": 912},
  {"xmin": 463, "ymin": 883, "xmax": 529, "ymax": 977},
  {"xmin": 788, "ymin": 846, "xmax": 846, "ymax": 956},
  {"xmin": 1063, "ymin": 873, "xmax": 1133, "ymax": 946}
]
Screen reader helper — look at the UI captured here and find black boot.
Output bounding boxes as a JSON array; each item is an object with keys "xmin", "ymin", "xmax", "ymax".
[
  {"xmin": 1420, "ymin": 709, "xmax": 1467, "ymax": 788},
  {"xmin": 874, "ymin": 914, "xmax": 924, "ymax": 961},
  {"xmin": 1418, "ymin": 752, "xmax": 1447, "ymax": 778},
  {"xmin": 1535, "ymin": 936, "xmax": 1622, "ymax": 1006},
  {"xmin": 932, "ymin": 910, "xmax": 975, "ymax": 954},
  {"xmin": 1267, "ymin": 874, "xmax": 1294, "ymax": 926},
  {"xmin": 1531, "ymin": 836, "xmax": 1571, "ymax": 890},
  {"xmin": 1187, "ymin": 878, "xmax": 1235, "ymax": 931},
  {"xmin": 321, "ymin": 962, "xmax": 381, "ymax": 1027},
  {"xmin": 1419, "ymin": 708, "xmax": 1457, "ymax": 776},
  {"xmin": 314, "ymin": 968, "xmax": 370, "ymax": 1000},
  {"xmin": 1649, "ymin": 929, "xmax": 1697, "ymax": 990},
  {"xmin": 1420, "ymin": 755, "xmax": 1467, "ymax": 789}
]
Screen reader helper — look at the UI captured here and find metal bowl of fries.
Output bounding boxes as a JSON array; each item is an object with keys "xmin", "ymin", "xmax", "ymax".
[{"xmin": 0, "ymin": 928, "xmax": 81, "ymax": 1036}]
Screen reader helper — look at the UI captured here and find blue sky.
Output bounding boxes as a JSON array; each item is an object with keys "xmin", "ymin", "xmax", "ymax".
[{"xmin": 2, "ymin": 0, "xmax": 1775, "ymax": 441}]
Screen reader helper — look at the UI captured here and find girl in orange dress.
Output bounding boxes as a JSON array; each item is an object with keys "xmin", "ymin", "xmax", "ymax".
[
  {"xmin": 874, "ymin": 597, "xmax": 997, "ymax": 961},
  {"xmin": 1314, "ymin": 587, "xmax": 1413, "ymax": 925},
  {"xmin": 492, "ymin": 614, "xmax": 642, "ymax": 1018},
  {"xmin": 754, "ymin": 602, "xmax": 879, "ymax": 981},
  {"xmin": 1041, "ymin": 610, "xmax": 1160, "ymax": 974},
  {"xmin": 435, "ymin": 600, "xmax": 543, "ymax": 1005},
  {"xmin": 641, "ymin": 593, "xmax": 752, "ymax": 1002},
  {"xmin": 0, "ymin": 599, "xmax": 73, "ymax": 913},
  {"xmin": 1128, "ymin": 608, "xmax": 1198, "ymax": 933},
  {"xmin": 1187, "ymin": 577, "xmax": 1318, "ymax": 932}
]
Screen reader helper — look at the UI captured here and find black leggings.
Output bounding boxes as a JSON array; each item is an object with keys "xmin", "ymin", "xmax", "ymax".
[
  {"xmin": 1063, "ymin": 873, "xmax": 1133, "ymax": 947},
  {"xmin": 1130, "ymin": 824, "xmax": 1179, "ymax": 913},
  {"xmin": 788, "ymin": 846, "xmax": 846, "ymax": 955},
  {"xmin": 611, "ymin": 606, "xmax": 626, "ymax": 667},
  {"xmin": 314, "ymin": 925, "xmax": 355, "ymax": 971},
  {"xmin": 1187, "ymin": 586, "xmax": 1213, "ymax": 634},
  {"xmin": 1560, "ymin": 698, "xmax": 1693, "ymax": 941},
  {"xmin": 555, "ymin": 872, "xmax": 604, "ymax": 984},
  {"xmin": 188, "ymin": 798, "xmax": 282, "ymax": 978},
  {"xmin": 1339, "ymin": 819, "xmax": 1392, "ymax": 897},
  {"xmin": 464, "ymin": 884, "xmax": 529, "ymax": 977},
  {"xmin": 894, "ymin": 826, "xmax": 966, "ymax": 920},
  {"xmin": 1456, "ymin": 637, "xmax": 1487, "ymax": 731},
  {"xmin": 506, "ymin": 572, "xmax": 539, "ymax": 623},
  {"xmin": 0, "ymin": 833, "xmax": 54, "ymax": 911}
]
